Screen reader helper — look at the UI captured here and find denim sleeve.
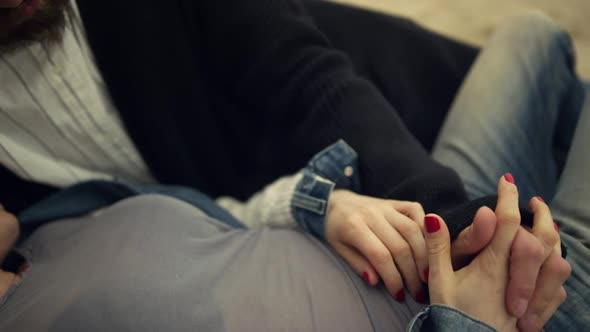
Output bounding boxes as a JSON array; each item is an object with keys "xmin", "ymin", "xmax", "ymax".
[
  {"xmin": 407, "ymin": 305, "xmax": 498, "ymax": 332},
  {"xmin": 292, "ymin": 140, "xmax": 361, "ymax": 239}
]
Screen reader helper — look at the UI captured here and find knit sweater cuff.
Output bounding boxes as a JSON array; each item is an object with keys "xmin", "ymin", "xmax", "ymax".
[{"xmin": 215, "ymin": 173, "xmax": 302, "ymax": 229}]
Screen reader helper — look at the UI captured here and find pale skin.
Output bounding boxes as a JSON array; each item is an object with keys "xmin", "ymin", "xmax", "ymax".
[
  {"xmin": 424, "ymin": 176, "xmax": 571, "ymax": 331},
  {"xmin": 326, "ymin": 174, "xmax": 571, "ymax": 331}
]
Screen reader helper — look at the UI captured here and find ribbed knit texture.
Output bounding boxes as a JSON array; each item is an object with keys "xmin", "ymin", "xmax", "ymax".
[{"xmin": 216, "ymin": 173, "xmax": 303, "ymax": 229}]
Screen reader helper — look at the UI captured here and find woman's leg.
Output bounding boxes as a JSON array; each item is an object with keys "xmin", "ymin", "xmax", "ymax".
[
  {"xmin": 544, "ymin": 89, "xmax": 590, "ymax": 331},
  {"xmin": 431, "ymin": 11, "xmax": 588, "ymax": 331},
  {"xmin": 432, "ymin": 11, "xmax": 585, "ymax": 202}
]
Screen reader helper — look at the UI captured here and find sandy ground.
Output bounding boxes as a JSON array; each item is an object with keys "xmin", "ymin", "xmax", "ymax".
[{"xmin": 332, "ymin": 0, "xmax": 590, "ymax": 79}]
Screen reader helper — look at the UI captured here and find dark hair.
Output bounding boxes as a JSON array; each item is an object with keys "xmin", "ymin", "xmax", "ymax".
[{"xmin": 0, "ymin": 0, "xmax": 72, "ymax": 54}]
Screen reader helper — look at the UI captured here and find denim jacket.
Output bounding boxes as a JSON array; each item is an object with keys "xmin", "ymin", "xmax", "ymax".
[{"xmin": 291, "ymin": 140, "xmax": 498, "ymax": 332}]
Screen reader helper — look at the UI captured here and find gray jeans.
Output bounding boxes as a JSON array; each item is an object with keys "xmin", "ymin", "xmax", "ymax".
[{"xmin": 432, "ymin": 12, "xmax": 589, "ymax": 331}]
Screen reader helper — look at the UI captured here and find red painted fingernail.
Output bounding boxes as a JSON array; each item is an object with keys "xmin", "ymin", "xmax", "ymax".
[
  {"xmin": 423, "ymin": 267, "xmax": 429, "ymax": 282},
  {"xmin": 395, "ymin": 289, "xmax": 405, "ymax": 302},
  {"xmin": 504, "ymin": 173, "xmax": 515, "ymax": 184},
  {"xmin": 416, "ymin": 288, "xmax": 426, "ymax": 304},
  {"xmin": 554, "ymin": 223, "xmax": 559, "ymax": 232},
  {"xmin": 362, "ymin": 272, "xmax": 370, "ymax": 285},
  {"xmin": 537, "ymin": 196, "xmax": 545, "ymax": 203},
  {"xmin": 424, "ymin": 216, "xmax": 440, "ymax": 233}
]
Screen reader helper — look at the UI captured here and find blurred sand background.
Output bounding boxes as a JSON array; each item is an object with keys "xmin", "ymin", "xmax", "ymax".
[{"xmin": 332, "ymin": 0, "xmax": 590, "ymax": 78}]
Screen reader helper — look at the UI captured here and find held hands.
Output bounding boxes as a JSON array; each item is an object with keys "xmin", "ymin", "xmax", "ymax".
[
  {"xmin": 425, "ymin": 175, "xmax": 520, "ymax": 331},
  {"xmin": 325, "ymin": 190, "xmax": 428, "ymax": 302},
  {"xmin": 424, "ymin": 175, "xmax": 571, "ymax": 331},
  {"xmin": 326, "ymin": 175, "xmax": 571, "ymax": 331},
  {"xmin": 449, "ymin": 177, "xmax": 571, "ymax": 331}
]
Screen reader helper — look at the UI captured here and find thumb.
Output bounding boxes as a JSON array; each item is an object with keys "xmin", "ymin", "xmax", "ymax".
[
  {"xmin": 424, "ymin": 215, "xmax": 454, "ymax": 283},
  {"xmin": 451, "ymin": 207, "xmax": 497, "ymax": 269}
]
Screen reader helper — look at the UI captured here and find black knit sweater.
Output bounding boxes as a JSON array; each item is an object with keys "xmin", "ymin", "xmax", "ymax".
[{"xmin": 0, "ymin": 0, "xmax": 537, "ymax": 238}]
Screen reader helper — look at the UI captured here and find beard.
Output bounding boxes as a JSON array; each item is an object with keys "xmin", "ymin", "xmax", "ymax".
[{"xmin": 0, "ymin": 0, "xmax": 72, "ymax": 54}]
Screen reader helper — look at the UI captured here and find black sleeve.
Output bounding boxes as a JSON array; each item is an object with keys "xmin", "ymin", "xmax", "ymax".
[{"xmin": 191, "ymin": 0, "xmax": 469, "ymax": 211}]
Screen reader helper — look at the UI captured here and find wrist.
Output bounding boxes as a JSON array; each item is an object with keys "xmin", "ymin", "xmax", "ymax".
[{"xmin": 291, "ymin": 140, "xmax": 361, "ymax": 239}]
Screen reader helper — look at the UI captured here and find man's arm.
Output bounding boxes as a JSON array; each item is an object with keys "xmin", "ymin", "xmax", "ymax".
[{"xmin": 191, "ymin": 0, "xmax": 467, "ymax": 210}]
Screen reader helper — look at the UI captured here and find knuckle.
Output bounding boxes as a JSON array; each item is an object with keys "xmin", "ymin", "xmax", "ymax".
[
  {"xmin": 397, "ymin": 219, "xmax": 421, "ymax": 235},
  {"xmin": 557, "ymin": 260, "xmax": 573, "ymax": 280},
  {"xmin": 539, "ymin": 229, "xmax": 559, "ymax": 248},
  {"xmin": 515, "ymin": 285, "xmax": 536, "ymax": 299},
  {"xmin": 505, "ymin": 184, "xmax": 519, "ymax": 196},
  {"xmin": 558, "ymin": 287, "xmax": 567, "ymax": 304},
  {"xmin": 498, "ymin": 210, "xmax": 521, "ymax": 225},
  {"xmin": 428, "ymin": 239, "xmax": 448, "ymax": 257},
  {"xmin": 368, "ymin": 247, "xmax": 392, "ymax": 266},
  {"xmin": 355, "ymin": 205, "xmax": 374, "ymax": 217},
  {"xmin": 392, "ymin": 243, "xmax": 412, "ymax": 259},
  {"xmin": 340, "ymin": 215, "xmax": 365, "ymax": 241},
  {"xmin": 545, "ymin": 255, "xmax": 572, "ymax": 281},
  {"xmin": 410, "ymin": 202, "xmax": 424, "ymax": 213},
  {"xmin": 521, "ymin": 239, "xmax": 546, "ymax": 262},
  {"xmin": 532, "ymin": 198, "xmax": 550, "ymax": 211}
]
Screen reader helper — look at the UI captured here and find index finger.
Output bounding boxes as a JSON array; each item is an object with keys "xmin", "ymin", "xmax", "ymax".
[
  {"xmin": 489, "ymin": 174, "xmax": 522, "ymax": 258},
  {"xmin": 530, "ymin": 197, "xmax": 560, "ymax": 258},
  {"xmin": 347, "ymin": 224, "xmax": 405, "ymax": 299}
]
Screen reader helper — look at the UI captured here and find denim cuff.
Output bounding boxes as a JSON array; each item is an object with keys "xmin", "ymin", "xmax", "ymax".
[
  {"xmin": 292, "ymin": 140, "xmax": 361, "ymax": 239},
  {"xmin": 407, "ymin": 305, "xmax": 497, "ymax": 332}
]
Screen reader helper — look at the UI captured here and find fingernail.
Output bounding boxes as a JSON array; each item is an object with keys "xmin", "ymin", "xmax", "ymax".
[
  {"xmin": 554, "ymin": 222, "xmax": 559, "ymax": 232},
  {"xmin": 362, "ymin": 272, "xmax": 370, "ymax": 285},
  {"xmin": 423, "ymin": 267, "xmax": 429, "ymax": 282},
  {"xmin": 537, "ymin": 196, "xmax": 545, "ymax": 203},
  {"xmin": 504, "ymin": 173, "xmax": 515, "ymax": 184},
  {"xmin": 514, "ymin": 298, "xmax": 528, "ymax": 317},
  {"xmin": 395, "ymin": 289, "xmax": 405, "ymax": 302},
  {"xmin": 416, "ymin": 288, "xmax": 426, "ymax": 304},
  {"xmin": 424, "ymin": 216, "xmax": 440, "ymax": 233}
]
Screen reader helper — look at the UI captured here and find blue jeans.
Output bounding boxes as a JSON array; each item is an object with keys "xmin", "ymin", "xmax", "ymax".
[{"xmin": 432, "ymin": 12, "xmax": 589, "ymax": 331}]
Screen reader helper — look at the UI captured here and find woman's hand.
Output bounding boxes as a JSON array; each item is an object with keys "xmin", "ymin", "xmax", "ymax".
[
  {"xmin": 325, "ymin": 189, "xmax": 427, "ymax": 302},
  {"xmin": 424, "ymin": 175, "xmax": 523, "ymax": 331}
]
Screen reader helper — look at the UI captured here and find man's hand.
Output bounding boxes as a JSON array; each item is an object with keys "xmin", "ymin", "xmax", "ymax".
[
  {"xmin": 451, "ymin": 193, "xmax": 571, "ymax": 331},
  {"xmin": 511, "ymin": 197, "xmax": 571, "ymax": 332}
]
